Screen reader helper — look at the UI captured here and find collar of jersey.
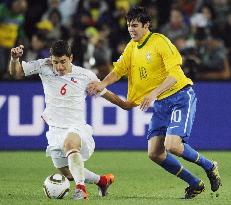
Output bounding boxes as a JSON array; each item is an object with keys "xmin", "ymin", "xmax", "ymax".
[{"xmin": 137, "ymin": 31, "xmax": 153, "ymax": 49}]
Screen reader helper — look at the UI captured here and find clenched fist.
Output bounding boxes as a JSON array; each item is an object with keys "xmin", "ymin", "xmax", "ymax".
[{"xmin": 11, "ymin": 45, "xmax": 24, "ymax": 60}]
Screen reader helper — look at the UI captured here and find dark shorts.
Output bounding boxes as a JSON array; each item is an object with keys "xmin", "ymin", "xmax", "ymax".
[{"xmin": 147, "ymin": 86, "xmax": 197, "ymax": 143}]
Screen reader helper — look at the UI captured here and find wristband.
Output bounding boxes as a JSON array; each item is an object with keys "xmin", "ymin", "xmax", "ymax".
[{"xmin": 99, "ymin": 88, "xmax": 107, "ymax": 96}]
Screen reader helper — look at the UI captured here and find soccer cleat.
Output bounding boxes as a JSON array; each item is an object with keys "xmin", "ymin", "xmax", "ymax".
[
  {"xmin": 206, "ymin": 161, "xmax": 222, "ymax": 192},
  {"xmin": 73, "ymin": 184, "xmax": 88, "ymax": 200},
  {"xmin": 97, "ymin": 173, "xmax": 115, "ymax": 197},
  {"xmin": 185, "ymin": 180, "xmax": 205, "ymax": 199}
]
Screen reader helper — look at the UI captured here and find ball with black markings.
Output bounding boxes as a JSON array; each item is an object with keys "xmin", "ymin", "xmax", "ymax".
[{"xmin": 43, "ymin": 174, "xmax": 70, "ymax": 199}]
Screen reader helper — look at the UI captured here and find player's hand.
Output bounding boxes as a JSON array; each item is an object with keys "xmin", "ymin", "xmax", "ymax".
[
  {"xmin": 87, "ymin": 81, "xmax": 106, "ymax": 95},
  {"xmin": 11, "ymin": 45, "xmax": 24, "ymax": 60},
  {"xmin": 140, "ymin": 91, "xmax": 157, "ymax": 111}
]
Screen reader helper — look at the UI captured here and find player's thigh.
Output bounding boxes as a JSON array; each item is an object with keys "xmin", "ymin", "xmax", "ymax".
[
  {"xmin": 63, "ymin": 132, "xmax": 82, "ymax": 152},
  {"xmin": 148, "ymin": 136, "xmax": 166, "ymax": 160},
  {"xmin": 66, "ymin": 125, "xmax": 95, "ymax": 161},
  {"xmin": 147, "ymin": 102, "xmax": 169, "ymax": 140},
  {"xmin": 166, "ymin": 87, "xmax": 197, "ymax": 142}
]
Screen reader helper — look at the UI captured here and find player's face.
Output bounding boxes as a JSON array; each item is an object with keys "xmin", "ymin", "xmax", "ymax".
[
  {"xmin": 51, "ymin": 55, "xmax": 73, "ymax": 76},
  {"xmin": 127, "ymin": 20, "xmax": 149, "ymax": 42}
]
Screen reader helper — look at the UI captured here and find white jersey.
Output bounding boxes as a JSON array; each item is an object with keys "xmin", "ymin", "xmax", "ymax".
[{"xmin": 22, "ymin": 58, "xmax": 101, "ymax": 128}]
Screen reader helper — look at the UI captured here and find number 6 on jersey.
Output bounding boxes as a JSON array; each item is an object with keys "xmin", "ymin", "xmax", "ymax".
[{"xmin": 60, "ymin": 84, "xmax": 67, "ymax": 95}]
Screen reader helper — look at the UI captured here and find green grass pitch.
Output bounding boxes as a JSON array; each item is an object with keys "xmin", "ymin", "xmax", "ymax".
[{"xmin": 0, "ymin": 151, "xmax": 230, "ymax": 205}]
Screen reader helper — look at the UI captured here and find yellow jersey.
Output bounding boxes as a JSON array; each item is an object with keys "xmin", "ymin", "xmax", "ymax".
[{"xmin": 112, "ymin": 32, "xmax": 193, "ymax": 104}]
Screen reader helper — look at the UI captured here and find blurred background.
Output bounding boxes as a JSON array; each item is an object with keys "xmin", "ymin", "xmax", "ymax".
[
  {"xmin": 0, "ymin": 0, "xmax": 231, "ymax": 151},
  {"xmin": 1, "ymin": 0, "xmax": 231, "ymax": 81}
]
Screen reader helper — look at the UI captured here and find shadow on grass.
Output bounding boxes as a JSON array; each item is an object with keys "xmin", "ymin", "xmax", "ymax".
[{"xmin": 90, "ymin": 195, "xmax": 183, "ymax": 200}]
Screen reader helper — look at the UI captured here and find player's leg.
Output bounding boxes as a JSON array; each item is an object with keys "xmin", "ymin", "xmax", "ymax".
[
  {"xmin": 45, "ymin": 126, "xmax": 79, "ymax": 183},
  {"xmin": 147, "ymin": 100, "xmax": 194, "ymax": 185},
  {"xmin": 83, "ymin": 169, "xmax": 115, "ymax": 197},
  {"xmin": 165, "ymin": 134, "xmax": 212, "ymax": 172},
  {"xmin": 166, "ymin": 88, "xmax": 221, "ymax": 191},
  {"xmin": 148, "ymin": 88, "xmax": 204, "ymax": 198},
  {"xmin": 148, "ymin": 136, "xmax": 204, "ymax": 197},
  {"xmin": 58, "ymin": 166, "xmax": 74, "ymax": 181},
  {"xmin": 51, "ymin": 158, "xmax": 104, "ymax": 199},
  {"xmin": 79, "ymin": 124, "xmax": 115, "ymax": 196},
  {"xmin": 58, "ymin": 166, "xmax": 114, "ymax": 196},
  {"xmin": 63, "ymin": 132, "xmax": 88, "ymax": 200},
  {"xmin": 164, "ymin": 135, "xmax": 205, "ymax": 198},
  {"xmin": 165, "ymin": 135, "xmax": 221, "ymax": 192},
  {"xmin": 166, "ymin": 87, "xmax": 221, "ymax": 193},
  {"xmin": 165, "ymin": 88, "xmax": 213, "ymax": 171},
  {"xmin": 65, "ymin": 125, "xmax": 114, "ymax": 198},
  {"xmin": 181, "ymin": 143, "xmax": 221, "ymax": 192}
]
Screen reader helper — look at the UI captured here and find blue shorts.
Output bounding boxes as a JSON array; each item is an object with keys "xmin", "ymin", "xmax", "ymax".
[{"xmin": 147, "ymin": 86, "xmax": 197, "ymax": 143}]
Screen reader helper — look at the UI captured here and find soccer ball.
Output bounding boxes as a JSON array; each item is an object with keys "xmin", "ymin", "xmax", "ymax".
[{"xmin": 43, "ymin": 174, "xmax": 70, "ymax": 199}]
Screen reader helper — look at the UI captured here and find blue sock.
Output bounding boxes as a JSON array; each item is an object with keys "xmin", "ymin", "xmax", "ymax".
[
  {"xmin": 182, "ymin": 143, "xmax": 213, "ymax": 171},
  {"xmin": 160, "ymin": 153, "xmax": 200, "ymax": 186}
]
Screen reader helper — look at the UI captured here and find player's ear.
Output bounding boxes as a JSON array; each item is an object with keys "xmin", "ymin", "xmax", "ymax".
[
  {"xmin": 144, "ymin": 22, "xmax": 150, "ymax": 29},
  {"xmin": 70, "ymin": 54, "xmax": 73, "ymax": 62}
]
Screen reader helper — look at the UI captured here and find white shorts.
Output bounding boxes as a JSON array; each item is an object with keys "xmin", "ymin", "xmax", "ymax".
[{"xmin": 45, "ymin": 124, "xmax": 95, "ymax": 168}]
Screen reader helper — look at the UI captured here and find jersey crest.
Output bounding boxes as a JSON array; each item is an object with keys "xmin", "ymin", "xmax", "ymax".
[
  {"xmin": 146, "ymin": 51, "xmax": 151, "ymax": 63},
  {"xmin": 71, "ymin": 77, "xmax": 77, "ymax": 83}
]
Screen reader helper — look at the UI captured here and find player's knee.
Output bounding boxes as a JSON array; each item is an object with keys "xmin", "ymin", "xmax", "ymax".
[
  {"xmin": 165, "ymin": 135, "xmax": 183, "ymax": 155},
  {"xmin": 148, "ymin": 152, "xmax": 165, "ymax": 163},
  {"xmin": 165, "ymin": 144, "xmax": 181, "ymax": 155}
]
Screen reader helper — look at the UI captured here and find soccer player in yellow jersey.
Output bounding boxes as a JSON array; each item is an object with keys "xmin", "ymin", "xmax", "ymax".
[{"xmin": 87, "ymin": 6, "xmax": 221, "ymax": 199}]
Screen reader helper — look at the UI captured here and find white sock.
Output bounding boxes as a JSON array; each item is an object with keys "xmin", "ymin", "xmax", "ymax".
[
  {"xmin": 84, "ymin": 168, "xmax": 100, "ymax": 184},
  {"xmin": 67, "ymin": 152, "xmax": 85, "ymax": 185}
]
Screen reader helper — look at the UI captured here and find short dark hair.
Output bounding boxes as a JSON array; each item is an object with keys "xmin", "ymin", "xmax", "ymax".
[
  {"xmin": 50, "ymin": 40, "xmax": 72, "ymax": 57},
  {"xmin": 126, "ymin": 6, "xmax": 151, "ymax": 25}
]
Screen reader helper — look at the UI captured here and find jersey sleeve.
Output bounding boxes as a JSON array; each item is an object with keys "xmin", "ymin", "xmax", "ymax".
[
  {"xmin": 86, "ymin": 70, "xmax": 107, "ymax": 95},
  {"xmin": 22, "ymin": 60, "xmax": 42, "ymax": 76},
  {"xmin": 156, "ymin": 35, "xmax": 182, "ymax": 73},
  {"xmin": 112, "ymin": 42, "xmax": 133, "ymax": 79},
  {"xmin": 86, "ymin": 69, "xmax": 99, "ymax": 82}
]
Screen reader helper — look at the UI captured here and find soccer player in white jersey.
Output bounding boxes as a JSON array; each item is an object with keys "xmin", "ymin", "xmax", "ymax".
[{"xmin": 9, "ymin": 40, "xmax": 134, "ymax": 200}]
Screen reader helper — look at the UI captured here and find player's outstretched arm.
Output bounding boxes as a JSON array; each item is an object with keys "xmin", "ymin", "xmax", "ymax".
[
  {"xmin": 9, "ymin": 45, "xmax": 25, "ymax": 79},
  {"xmin": 87, "ymin": 71, "xmax": 119, "ymax": 95},
  {"xmin": 102, "ymin": 90, "xmax": 137, "ymax": 110}
]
